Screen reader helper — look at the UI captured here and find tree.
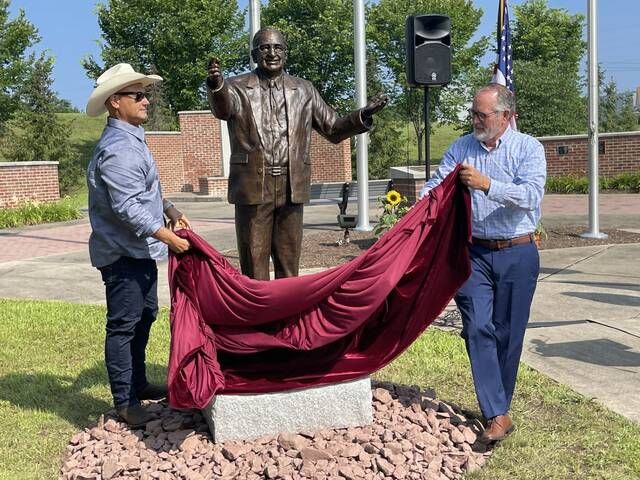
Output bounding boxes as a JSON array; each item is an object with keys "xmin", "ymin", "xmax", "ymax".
[
  {"xmin": 511, "ymin": 0, "xmax": 586, "ymax": 136},
  {"xmin": 0, "ymin": 0, "xmax": 39, "ymax": 130},
  {"xmin": 366, "ymin": 106, "xmax": 407, "ymax": 179},
  {"xmin": 145, "ymin": 66, "xmax": 178, "ymax": 131},
  {"xmin": 599, "ymin": 78, "xmax": 638, "ymax": 133},
  {"xmin": 83, "ymin": 0, "xmax": 247, "ymax": 117},
  {"xmin": 1, "ymin": 54, "xmax": 79, "ymax": 193},
  {"xmin": 262, "ymin": 0, "xmax": 359, "ymax": 114},
  {"xmin": 369, "ymin": 0, "xmax": 488, "ymax": 163},
  {"xmin": 51, "ymin": 97, "xmax": 78, "ymax": 113}
]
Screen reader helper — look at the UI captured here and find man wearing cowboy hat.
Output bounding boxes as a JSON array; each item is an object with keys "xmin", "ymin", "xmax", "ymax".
[{"xmin": 86, "ymin": 63, "xmax": 190, "ymax": 427}]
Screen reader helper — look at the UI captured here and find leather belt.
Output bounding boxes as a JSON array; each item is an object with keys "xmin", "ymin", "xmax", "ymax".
[
  {"xmin": 472, "ymin": 233, "xmax": 535, "ymax": 251},
  {"xmin": 265, "ymin": 165, "xmax": 286, "ymax": 176}
]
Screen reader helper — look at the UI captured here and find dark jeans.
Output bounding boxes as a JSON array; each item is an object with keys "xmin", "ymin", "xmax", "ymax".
[{"xmin": 99, "ymin": 256, "xmax": 158, "ymax": 408}]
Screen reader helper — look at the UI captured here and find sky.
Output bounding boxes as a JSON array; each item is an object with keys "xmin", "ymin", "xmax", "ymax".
[{"xmin": 7, "ymin": 0, "xmax": 640, "ymax": 110}]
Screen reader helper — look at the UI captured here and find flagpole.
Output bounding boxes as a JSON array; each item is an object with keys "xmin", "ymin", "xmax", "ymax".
[
  {"xmin": 354, "ymin": 0, "xmax": 371, "ymax": 231},
  {"xmin": 249, "ymin": 0, "xmax": 260, "ymax": 70},
  {"xmin": 581, "ymin": 0, "xmax": 606, "ymax": 239},
  {"xmin": 492, "ymin": 0, "xmax": 517, "ymax": 130}
]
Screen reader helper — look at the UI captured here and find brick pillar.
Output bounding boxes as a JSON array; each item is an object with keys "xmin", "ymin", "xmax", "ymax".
[{"xmin": 179, "ymin": 111, "xmax": 222, "ymax": 193}]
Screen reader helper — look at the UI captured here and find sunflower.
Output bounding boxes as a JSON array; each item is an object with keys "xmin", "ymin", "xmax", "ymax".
[{"xmin": 386, "ymin": 190, "xmax": 401, "ymax": 206}]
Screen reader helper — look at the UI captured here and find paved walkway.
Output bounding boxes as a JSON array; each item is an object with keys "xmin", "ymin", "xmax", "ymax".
[{"xmin": 1, "ymin": 194, "xmax": 639, "ymax": 422}]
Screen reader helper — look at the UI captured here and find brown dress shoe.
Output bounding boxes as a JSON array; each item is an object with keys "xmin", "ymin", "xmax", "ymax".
[
  {"xmin": 479, "ymin": 414, "xmax": 514, "ymax": 443},
  {"xmin": 137, "ymin": 383, "xmax": 168, "ymax": 401},
  {"xmin": 116, "ymin": 404, "xmax": 152, "ymax": 428}
]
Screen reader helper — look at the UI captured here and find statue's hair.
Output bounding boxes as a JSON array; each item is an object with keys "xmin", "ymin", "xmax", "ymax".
[
  {"xmin": 477, "ymin": 83, "xmax": 515, "ymax": 112},
  {"xmin": 252, "ymin": 27, "xmax": 288, "ymax": 49}
]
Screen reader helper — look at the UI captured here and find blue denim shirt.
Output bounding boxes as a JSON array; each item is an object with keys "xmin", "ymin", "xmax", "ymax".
[
  {"xmin": 420, "ymin": 127, "xmax": 547, "ymax": 240},
  {"xmin": 87, "ymin": 117, "xmax": 167, "ymax": 268}
]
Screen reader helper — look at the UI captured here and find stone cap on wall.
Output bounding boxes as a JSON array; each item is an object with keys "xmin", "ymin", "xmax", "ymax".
[
  {"xmin": 389, "ymin": 165, "xmax": 436, "ymax": 179},
  {"xmin": 176, "ymin": 110, "xmax": 211, "ymax": 115},
  {"xmin": 537, "ymin": 130, "xmax": 640, "ymax": 141},
  {"xmin": 0, "ymin": 161, "xmax": 59, "ymax": 167}
]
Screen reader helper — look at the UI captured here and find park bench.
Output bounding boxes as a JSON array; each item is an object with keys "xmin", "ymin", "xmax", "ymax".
[
  {"xmin": 308, "ymin": 179, "xmax": 393, "ymax": 245},
  {"xmin": 307, "ymin": 179, "xmax": 391, "ymax": 205}
]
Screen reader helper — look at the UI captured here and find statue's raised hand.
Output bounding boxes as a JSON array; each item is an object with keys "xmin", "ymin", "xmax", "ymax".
[
  {"xmin": 362, "ymin": 93, "xmax": 389, "ymax": 119},
  {"xmin": 206, "ymin": 57, "xmax": 224, "ymax": 90}
]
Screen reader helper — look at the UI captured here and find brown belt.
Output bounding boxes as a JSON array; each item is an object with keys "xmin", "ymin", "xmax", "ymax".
[
  {"xmin": 265, "ymin": 165, "xmax": 287, "ymax": 176},
  {"xmin": 472, "ymin": 233, "xmax": 535, "ymax": 251}
]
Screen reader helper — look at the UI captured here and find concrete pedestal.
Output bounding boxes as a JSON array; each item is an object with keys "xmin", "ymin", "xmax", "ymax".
[{"xmin": 202, "ymin": 377, "xmax": 373, "ymax": 443}]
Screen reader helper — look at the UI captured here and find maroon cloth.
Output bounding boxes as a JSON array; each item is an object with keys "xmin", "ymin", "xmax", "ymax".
[{"xmin": 167, "ymin": 167, "xmax": 471, "ymax": 409}]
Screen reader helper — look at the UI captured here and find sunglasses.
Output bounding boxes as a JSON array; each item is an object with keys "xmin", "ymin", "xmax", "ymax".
[{"xmin": 115, "ymin": 91, "xmax": 147, "ymax": 102}]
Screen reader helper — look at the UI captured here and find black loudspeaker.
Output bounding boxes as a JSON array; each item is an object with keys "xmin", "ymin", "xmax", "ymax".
[{"xmin": 406, "ymin": 14, "xmax": 451, "ymax": 86}]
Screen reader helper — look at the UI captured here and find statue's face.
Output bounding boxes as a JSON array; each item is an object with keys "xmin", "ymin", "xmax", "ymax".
[{"xmin": 252, "ymin": 30, "xmax": 287, "ymax": 77}]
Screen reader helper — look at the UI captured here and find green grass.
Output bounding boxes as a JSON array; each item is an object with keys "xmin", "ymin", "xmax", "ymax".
[
  {"xmin": 1, "ymin": 298, "xmax": 638, "ymax": 479},
  {"xmin": 58, "ymin": 112, "xmax": 107, "ymax": 172},
  {"xmin": 0, "ymin": 113, "xmax": 105, "ymax": 164},
  {"xmin": 398, "ymin": 122, "xmax": 463, "ymax": 166},
  {"xmin": 0, "ymin": 299, "xmax": 170, "ymax": 480},
  {"xmin": 377, "ymin": 331, "xmax": 640, "ymax": 479}
]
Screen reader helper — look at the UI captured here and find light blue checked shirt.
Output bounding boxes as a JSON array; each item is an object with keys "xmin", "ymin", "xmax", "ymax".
[
  {"xmin": 87, "ymin": 117, "xmax": 167, "ymax": 268},
  {"xmin": 420, "ymin": 127, "xmax": 546, "ymax": 240}
]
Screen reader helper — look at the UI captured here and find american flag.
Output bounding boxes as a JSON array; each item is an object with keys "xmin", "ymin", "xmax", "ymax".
[{"xmin": 492, "ymin": 0, "xmax": 517, "ymax": 130}]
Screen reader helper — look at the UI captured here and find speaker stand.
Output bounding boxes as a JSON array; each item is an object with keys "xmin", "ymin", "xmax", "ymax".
[{"xmin": 423, "ymin": 86, "xmax": 431, "ymax": 178}]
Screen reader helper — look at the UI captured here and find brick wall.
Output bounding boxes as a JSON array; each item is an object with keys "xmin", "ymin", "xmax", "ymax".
[
  {"xmin": 199, "ymin": 177, "xmax": 228, "ymax": 198},
  {"xmin": 540, "ymin": 131, "xmax": 640, "ymax": 177},
  {"xmin": 146, "ymin": 111, "xmax": 352, "ymax": 194},
  {"xmin": 391, "ymin": 178, "xmax": 423, "ymax": 205},
  {"xmin": 309, "ymin": 130, "xmax": 352, "ymax": 183},
  {"xmin": 147, "ymin": 111, "xmax": 221, "ymax": 193},
  {"xmin": 178, "ymin": 112, "xmax": 222, "ymax": 190},
  {"xmin": 0, "ymin": 162, "xmax": 60, "ymax": 208},
  {"xmin": 145, "ymin": 132, "xmax": 184, "ymax": 194}
]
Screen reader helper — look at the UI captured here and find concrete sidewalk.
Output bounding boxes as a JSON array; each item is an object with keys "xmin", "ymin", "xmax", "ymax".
[
  {"xmin": 0, "ymin": 194, "xmax": 639, "ymax": 422},
  {"xmin": 527, "ymin": 243, "xmax": 640, "ymax": 422}
]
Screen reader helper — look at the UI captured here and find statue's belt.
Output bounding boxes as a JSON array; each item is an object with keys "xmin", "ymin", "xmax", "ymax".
[{"xmin": 265, "ymin": 165, "xmax": 287, "ymax": 176}]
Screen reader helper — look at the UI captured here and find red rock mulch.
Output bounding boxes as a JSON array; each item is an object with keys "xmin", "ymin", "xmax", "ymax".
[{"xmin": 60, "ymin": 382, "xmax": 492, "ymax": 480}]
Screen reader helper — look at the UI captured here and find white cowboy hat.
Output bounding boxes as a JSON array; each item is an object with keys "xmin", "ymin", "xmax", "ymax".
[{"xmin": 85, "ymin": 63, "xmax": 162, "ymax": 117}]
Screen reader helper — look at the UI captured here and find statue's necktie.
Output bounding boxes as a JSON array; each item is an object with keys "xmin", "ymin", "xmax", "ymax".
[{"xmin": 269, "ymin": 80, "xmax": 283, "ymax": 128}]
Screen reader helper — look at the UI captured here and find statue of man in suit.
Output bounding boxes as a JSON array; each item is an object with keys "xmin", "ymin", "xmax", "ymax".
[{"xmin": 206, "ymin": 27, "xmax": 387, "ymax": 280}]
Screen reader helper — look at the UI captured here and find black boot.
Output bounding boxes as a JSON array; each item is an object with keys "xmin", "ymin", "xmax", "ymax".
[
  {"xmin": 138, "ymin": 383, "xmax": 168, "ymax": 401},
  {"xmin": 116, "ymin": 404, "xmax": 153, "ymax": 428}
]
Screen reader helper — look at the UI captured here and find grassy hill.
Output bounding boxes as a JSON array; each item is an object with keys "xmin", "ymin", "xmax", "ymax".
[
  {"xmin": 400, "ymin": 122, "xmax": 462, "ymax": 166},
  {"xmin": 58, "ymin": 112, "xmax": 107, "ymax": 171}
]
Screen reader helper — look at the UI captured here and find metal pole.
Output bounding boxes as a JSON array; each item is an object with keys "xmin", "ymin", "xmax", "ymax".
[
  {"xmin": 249, "ymin": 0, "xmax": 261, "ymax": 70},
  {"xmin": 581, "ymin": 0, "xmax": 606, "ymax": 239},
  {"xmin": 424, "ymin": 87, "xmax": 430, "ymax": 178},
  {"xmin": 353, "ymin": 0, "xmax": 371, "ymax": 230}
]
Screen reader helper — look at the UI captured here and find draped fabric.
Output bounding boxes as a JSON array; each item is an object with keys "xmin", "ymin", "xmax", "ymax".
[{"xmin": 167, "ymin": 167, "xmax": 471, "ymax": 410}]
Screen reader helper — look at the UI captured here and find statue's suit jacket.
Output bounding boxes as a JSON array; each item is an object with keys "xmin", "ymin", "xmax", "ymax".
[{"xmin": 208, "ymin": 70, "xmax": 370, "ymax": 205}]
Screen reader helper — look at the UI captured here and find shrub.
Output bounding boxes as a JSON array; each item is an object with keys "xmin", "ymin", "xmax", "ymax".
[
  {"xmin": 545, "ymin": 175, "xmax": 589, "ymax": 194},
  {"xmin": 0, "ymin": 199, "xmax": 82, "ymax": 229},
  {"xmin": 545, "ymin": 172, "xmax": 640, "ymax": 194},
  {"xmin": 605, "ymin": 172, "xmax": 640, "ymax": 192}
]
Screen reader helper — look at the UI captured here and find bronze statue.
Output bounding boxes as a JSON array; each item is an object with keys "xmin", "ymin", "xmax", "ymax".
[{"xmin": 206, "ymin": 27, "xmax": 387, "ymax": 280}]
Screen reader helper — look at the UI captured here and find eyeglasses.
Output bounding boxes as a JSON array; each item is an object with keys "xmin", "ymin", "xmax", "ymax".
[
  {"xmin": 468, "ymin": 108, "xmax": 502, "ymax": 121},
  {"xmin": 256, "ymin": 43, "xmax": 286, "ymax": 54},
  {"xmin": 115, "ymin": 91, "xmax": 147, "ymax": 102}
]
